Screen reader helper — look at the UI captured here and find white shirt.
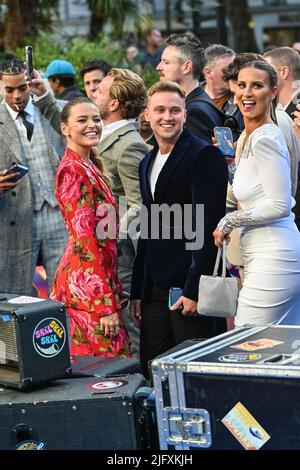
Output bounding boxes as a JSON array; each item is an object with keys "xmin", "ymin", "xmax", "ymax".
[
  {"xmin": 149, "ymin": 149, "xmax": 170, "ymax": 198},
  {"xmin": 100, "ymin": 119, "xmax": 136, "ymax": 142},
  {"xmin": 5, "ymin": 97, "xmax": 35, "ymax": 140}
]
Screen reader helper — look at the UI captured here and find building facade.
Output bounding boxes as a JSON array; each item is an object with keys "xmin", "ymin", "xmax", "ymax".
[{"xmin": 58, "ymin": 0, "xmax": 300, "ymax": 52}]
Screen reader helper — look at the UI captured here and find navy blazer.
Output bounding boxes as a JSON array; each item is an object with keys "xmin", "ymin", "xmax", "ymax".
[
  {"xmin": 130, "ymin": 128, "xmax": 228, "ymax": 301},
  {"xmin": 185, "ymin": 86, "xmax": 224, "ymax": 142}
]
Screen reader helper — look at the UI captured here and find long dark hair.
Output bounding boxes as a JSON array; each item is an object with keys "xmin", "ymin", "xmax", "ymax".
[
  {"xmin": 61, "ymin": 97, "xmax": 111, "ymax": 185},
  {"xmin": 238, "ymin": 60, "xmax": 278, "ymax": 124}
]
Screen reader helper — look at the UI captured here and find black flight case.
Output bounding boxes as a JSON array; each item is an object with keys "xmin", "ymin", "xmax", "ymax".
[
  {"xmin": 152, "ymin": 325, "xmax": 300, "ymax": 450},
  {"xmin": 0, "ymin": 373, "xmax": 148, "ymax": 450}
]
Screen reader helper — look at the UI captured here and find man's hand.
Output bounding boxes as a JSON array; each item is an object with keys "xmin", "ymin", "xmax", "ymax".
[
  {"xmin": 130, "ymin": 299, "xmax": 142, "ymax": 328},
  {"xmin": 25, "ymin": 68, "xmax": 48, "ymax": 97},
  {"xmin": 0, "ymin": 169, "xmax": 19, "ymax": 194},
  {"xmin": 170, "ymin": 296, "xmax": 198, "ymax": 316}
]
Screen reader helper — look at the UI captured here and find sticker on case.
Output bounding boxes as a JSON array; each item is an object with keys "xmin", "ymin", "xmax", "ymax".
[
  {"xmin": 222, "ymin": 402, "xmax": 270, "ymax": 450},
  {"xmin": 16, "ymin": 440, "xmax": 46, "ymax": 450},
  {"xmin": 230, "ymin": 338, "xmax": 284, "ymax": 351},
  {"xmin": 219, "ymin": 353, "xmax": 262, "ymax": 362},
  {"xmin": 8, "ymin": 295, "xmax": 45, "ymax": 304},
  {"xmin": 33, "ymin": 318, "xmax": 66, "ymax": 358},
  {"xmin": 88, "ymin": 379, "xmax": 128, "ymax": 394}
]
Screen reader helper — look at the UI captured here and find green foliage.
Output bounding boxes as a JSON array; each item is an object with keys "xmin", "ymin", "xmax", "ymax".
[
  {"xmin": 140, "ymin": 65, "xmax": 159, "ymax": 90},
  {"xmin": 86, "ymin": 0, "xmax": 146, "ymax": 39},
  {"xmin": 14, "ymin": 33, "xmax": 124, "ymax": 88},
  {"xmin": 13, "ymin": 32, "xmax": 159, "ymax": 90}
]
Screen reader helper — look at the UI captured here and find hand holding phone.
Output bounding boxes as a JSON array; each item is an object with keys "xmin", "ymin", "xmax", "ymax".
[
  {"xmin": 214, "ymin": 127, "xmax": 235, "ymax": 158},
  {"xmin": 168, "ymin": 287, "xmax": 183, "ymax": 310},
  {"xmin": 7, "ymin": 163, "xmax": 28, "ymax": 182},
  {"xmin": 0, "ymin": 169, "xmax": 19, "ymax": 193},
  {"xmin": 25, "ymin": 46, "xmax": 34, "ymax": 80}
]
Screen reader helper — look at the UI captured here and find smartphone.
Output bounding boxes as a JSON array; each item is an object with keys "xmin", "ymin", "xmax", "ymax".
[
  {"xmin": 214, "ymin": 126, "xmax": 235, "ymax": 158},
  {"xmin": 120, "ymin": 295, "xmax": 130, "ymax": 311},
  {"xmin": 168, "ymin": 287, "xmax": 183, "ymax": 310},
  {"xmin": 25, "ymin": 45, "xmax": 34, "ymax": 79},
  {"xmin": 7, "ymin": 163, "xmax": 29, "ymax": 182}
]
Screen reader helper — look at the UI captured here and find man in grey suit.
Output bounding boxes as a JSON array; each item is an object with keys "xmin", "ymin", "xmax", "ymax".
[
  {"xmin": 93, "ymin": 68, "xmax": 149, "ymax": 356},
  {"xmin": 28, "ymin": 67, "xmax": 148, "ymax": 357},
  {"xmin": 0, "ymin": 55, "xmax": 67, "ymax": 295}
]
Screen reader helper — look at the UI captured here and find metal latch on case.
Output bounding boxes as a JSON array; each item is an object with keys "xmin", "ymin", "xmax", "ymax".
[
  {"xmin": 164, "ymin": 408, "xmax": 212, "ymax": 448},
  {"xmin": 263, "ymin": 353, "xmax": 300, "ymax": 365}
]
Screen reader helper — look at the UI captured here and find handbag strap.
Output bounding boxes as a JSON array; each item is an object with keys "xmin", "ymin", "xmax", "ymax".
[{"xmin": 213, "ymin": 241, "xmax": 227, "ymax": 277}]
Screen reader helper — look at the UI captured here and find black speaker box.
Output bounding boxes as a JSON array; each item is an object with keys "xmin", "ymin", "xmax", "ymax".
[
  {"xmin": 71, "ymin": 355, "xmax": 140, "ymax": 377},
  {"xmin": 0, "ymin": 293, "xmax": 71, "ymax": 389},
  {"xmin": 0, "ymin": 374, "xmax": 147, "ymax": 450}
]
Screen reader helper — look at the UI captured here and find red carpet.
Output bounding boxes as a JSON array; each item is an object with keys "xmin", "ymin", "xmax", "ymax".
[{"xmin": 32, "ymin": 266, "xmax": 48, "ymax": 299}]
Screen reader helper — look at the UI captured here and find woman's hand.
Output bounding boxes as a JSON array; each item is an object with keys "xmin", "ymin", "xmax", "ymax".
[
  {"xmin": 213, "ymin": 228, "xmax": 231, "ymax": 247},
  {"xmin": 99, "ymin": 312, "xmax": 121, "ymax": 337}
]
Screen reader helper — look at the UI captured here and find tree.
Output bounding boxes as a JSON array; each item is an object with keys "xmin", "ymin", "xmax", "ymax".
[
  {"xmin": 0, "ymin": 0, "xmax": 59, "ymax": 50},
  {"xmin": 225, "ymin": 0, "xmax": 258, "ymax": 52},
  {"xmin": 174, "ymin": 0, "xmax": 203, "ymax": 37},
  {"xmin": 86, "ymin": 0, "xmax": 146, "ymax": 40}
]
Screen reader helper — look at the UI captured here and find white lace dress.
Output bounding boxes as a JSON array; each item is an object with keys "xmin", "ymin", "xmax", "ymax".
[{"xmin": 218, "ymin": 124, "xmax": 300, "ymax": 327}]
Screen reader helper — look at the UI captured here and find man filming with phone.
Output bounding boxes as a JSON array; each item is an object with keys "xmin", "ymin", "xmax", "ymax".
[
  {"xmin": 0, "ymin": 168, "xmax": 19, "ymax": 193},
  {"xmin": 0, "ymin": 53, "xmax": 67, "ymax": 295}
]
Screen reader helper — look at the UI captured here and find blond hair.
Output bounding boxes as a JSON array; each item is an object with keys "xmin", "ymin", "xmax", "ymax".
[
  {"xmin": 147, "ymin": 80, "xmax": 185, "ymax": 104},
  {"xmin": 107, "ymin": 68, "xmax": 146, "ymax": 119}
]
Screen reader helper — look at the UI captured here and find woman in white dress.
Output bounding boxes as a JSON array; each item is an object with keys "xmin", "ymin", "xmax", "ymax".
[{"xmin": 213, "ymin": 60, "xmax": 300, "ymax": 327}]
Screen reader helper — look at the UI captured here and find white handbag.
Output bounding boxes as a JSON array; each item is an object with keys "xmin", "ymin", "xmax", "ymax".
[{"xmin": 197, "ymin": 241, "xmax": 238, "ymax": 318}]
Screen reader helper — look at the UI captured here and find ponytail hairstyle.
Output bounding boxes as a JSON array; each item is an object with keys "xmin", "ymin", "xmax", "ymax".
[{"xmin": 238, "ymin": 60, "xmax": 279, "ymax": 125}]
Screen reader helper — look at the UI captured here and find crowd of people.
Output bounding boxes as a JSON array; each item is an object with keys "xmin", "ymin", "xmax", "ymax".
[{"xmin": 1, "ymin": 27, "xmax": 300, "ymax": 380}]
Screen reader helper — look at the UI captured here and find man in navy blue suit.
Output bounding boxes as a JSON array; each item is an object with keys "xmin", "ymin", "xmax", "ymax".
[{"xmin": 130, "ymin": 80, "xmax": 228, "ymax": 379}]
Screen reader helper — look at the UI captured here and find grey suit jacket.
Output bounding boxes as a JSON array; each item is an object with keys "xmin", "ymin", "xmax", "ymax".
[
  {"xmin": 0, "ymin": 102, "xmax": 65, "ymax": 294},
  {"xmin": 99, "ymin": 123, "xmax": 148, "ymax": 239}
]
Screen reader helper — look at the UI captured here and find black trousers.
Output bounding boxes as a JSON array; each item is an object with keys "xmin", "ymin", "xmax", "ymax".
[{"xmin": 140, "ymin": 285, "xmax": 226, "ymax": 379}]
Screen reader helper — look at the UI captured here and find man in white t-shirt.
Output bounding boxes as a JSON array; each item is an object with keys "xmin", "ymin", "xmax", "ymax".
[{"xmin": 130, "ymin": 80, "xmax": 228, "ymax": 379}]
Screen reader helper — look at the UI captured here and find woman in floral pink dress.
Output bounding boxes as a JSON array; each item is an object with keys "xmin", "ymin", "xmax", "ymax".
[{"xmin": 50, "ymin": 97, "xmax": 131, "ymax": 357}]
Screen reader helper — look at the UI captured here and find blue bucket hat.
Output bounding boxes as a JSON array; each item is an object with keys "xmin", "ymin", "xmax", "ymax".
[{"xmin": 44, "ymin": 59, "xmax": 76, "ymax": 78}]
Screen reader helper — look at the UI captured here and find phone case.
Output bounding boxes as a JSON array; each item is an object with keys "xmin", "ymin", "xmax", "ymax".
[
  {"xmin": 120, "ymin": 298, "xmax": 129, "ymax": 311},
  {"xmin": 168, "ymin": 287, "xmax": 183, "ymax": 310},
  {"xmin": 214, "ymin": 127, "xmax": 235, "ymax": 158},
  {"xmin": 25, "ymin": 46, "xmax": 33, "ymax": 78},
  {"xmin": 8, "ymin": 164, "xmax": 28, "ymax": 182}
]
